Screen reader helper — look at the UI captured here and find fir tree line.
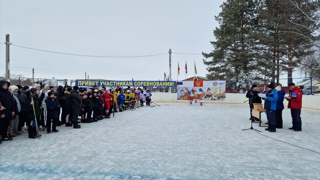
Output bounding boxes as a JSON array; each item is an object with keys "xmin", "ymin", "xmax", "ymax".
[{"xmin": 203, "ymin": 0, "xmax": 320, "ymax": 87}]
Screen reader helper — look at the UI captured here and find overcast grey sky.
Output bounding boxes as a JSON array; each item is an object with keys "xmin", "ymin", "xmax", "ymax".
[{"xmin": 0, "ymin": 0, "xmax": 226, "ymax": 81}]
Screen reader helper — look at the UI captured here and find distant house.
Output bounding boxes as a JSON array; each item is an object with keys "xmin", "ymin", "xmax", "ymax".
[
  {"xmin": 182, "ymin": 76, "xmax": 208, "ymax": 81},
  {"xmin": 295, "ymin": 78, "xmax": 320, "ymax": 88}
]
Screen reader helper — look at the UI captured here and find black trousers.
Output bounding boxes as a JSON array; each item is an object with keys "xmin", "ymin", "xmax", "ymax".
[
  {"xmin": 72, "ymin": 109, "xmax": 80, "ymax": 124},
  {"xmin": 19, "ymin": 111, "xmax": 32, "ymax": 131},
  {"xmin": 61, "ymin": 107, "xmax": 67, "ymax": 124},
  {"xmin": 86, "ymin": 110, "xmax": 93, "ymax": 121},
  {"xmin": 275, "ymin": 109, "xmax": 283, "ymax": 128},
  {"xmin": 46, "ymin": 118, "xmax": 57, "ymax": 132},
  {"xmin": 291, "ymin": 109, "xmax": 302, "ymax": 130},
  {"xmin": 0, "ymin": 117, "xmax": 11, "ymax": 138}
]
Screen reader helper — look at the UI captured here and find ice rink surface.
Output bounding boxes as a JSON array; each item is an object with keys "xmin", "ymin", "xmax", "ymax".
[{"xmin": 0, "ymin": 102, "xmax": 320, "ymax": 180}]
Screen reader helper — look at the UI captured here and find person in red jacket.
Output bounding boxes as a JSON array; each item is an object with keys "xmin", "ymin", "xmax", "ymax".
[
  {"xmin": 102, "ymin": 88, "xmax": 111, "ymax": 118},
  {"xmin": 285, "ymin": 83, "xmax": 303, "ymax": 131}
]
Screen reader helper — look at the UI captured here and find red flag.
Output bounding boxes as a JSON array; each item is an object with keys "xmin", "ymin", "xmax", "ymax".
[{"xmin": 185, "ymin": 62, "xmax": 188, "ymax": 74}]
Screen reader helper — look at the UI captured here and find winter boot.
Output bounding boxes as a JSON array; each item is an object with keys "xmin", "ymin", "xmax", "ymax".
[
  {"xmin": 73, "ymin": 123, "xmax": 81, "ymax": 129},
  {"xmin": 265, "ymin": 125, "xmax": 271, "ymax": 131},
  {"xmin": 14, "ymin": 131, "xmax": 21, "ymax": 135},
  {"xmin": 269, "ymin": 125, "xmax": 276, "ymax": 132}
]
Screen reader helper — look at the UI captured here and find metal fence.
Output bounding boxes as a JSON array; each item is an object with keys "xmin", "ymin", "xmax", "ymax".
[{"xmin": 226, "ymin": 76, "xmax": 320, "ymax": 95}]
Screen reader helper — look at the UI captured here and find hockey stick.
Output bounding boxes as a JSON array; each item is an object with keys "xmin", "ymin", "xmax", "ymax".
[
  {"xmin": 31, "ymin": 96, "xmax": 41, "ymax": 138},
  {"xmin": 151, "ymin": 102, "xmax": 160, "ymax": 106},
  {"xmin": 113, "ymin": 101, "xmax": 115, "ymax": 118}
]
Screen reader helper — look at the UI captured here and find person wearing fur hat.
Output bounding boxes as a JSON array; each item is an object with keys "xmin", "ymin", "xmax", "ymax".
[
  {"xmin": 275, "ymin": 84, "xmax": 285, "ymax": 128},
  {"xmin": 249, "ymin": 87, "xmax": 262, "ymax": 122},
  {"xmin": 246, "ymin": 84, "xmax": 257, "ymax": 121},
  {"xmin": 263, "ymin": 83, "xmax": 278, "ymax": 132},
  {"xmin": 45, "ymin": 92, "xmax": 60, "ymax": 133}
]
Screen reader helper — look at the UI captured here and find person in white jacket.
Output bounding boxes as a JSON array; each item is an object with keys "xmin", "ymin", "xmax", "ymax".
[
  {"xmin": 40, "ymin": 85, "xmax": 50, "ymax": 130},
  {"xmin": 144, "ymin": 90, "xmax": 152, "ymax": 106},
  {"xmin": 139, "ymin": 90, "xmax": 145, "ymax": 106}
]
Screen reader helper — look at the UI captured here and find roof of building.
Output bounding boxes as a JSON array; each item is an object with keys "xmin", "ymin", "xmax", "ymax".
[{"xmin": 182, "ymin": 76, "xmax": 208, "ymax": 81}]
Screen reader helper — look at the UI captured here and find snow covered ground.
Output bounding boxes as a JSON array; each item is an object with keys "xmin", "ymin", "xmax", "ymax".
[{"xmin": 0, "ymin": 103, "xmax": 320, "ymax": 180}]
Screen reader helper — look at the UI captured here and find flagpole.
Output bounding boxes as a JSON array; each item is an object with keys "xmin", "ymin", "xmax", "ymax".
[
  {"xmin": 194, "ymin": 61, "xmax": 195, "ymax": 82},
  {"xmin": 185, "ymin": 61, "xmax": 187, "ymax": 80}
]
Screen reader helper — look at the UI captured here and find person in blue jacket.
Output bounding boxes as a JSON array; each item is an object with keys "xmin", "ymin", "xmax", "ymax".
[
  {"xmin": 45, "ymin": 92, "xmax": 60, "ymax": 133},
  {"xmin": 275, "ymin": 84, "xmax": 285, "ymax": 129},
  {"xmin": 117, "ymin": 91, "xmax": 125, "ymax": 112},
  {"xmin": 263, "ymin": 83, "xmax": 278, "ymax": 132}
]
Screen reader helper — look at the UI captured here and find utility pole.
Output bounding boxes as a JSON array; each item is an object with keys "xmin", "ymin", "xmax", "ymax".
[
  {"xmin": 32, "ymin": 68, "xmax": 35, "ymax": 84},
  {"xmin": 5, "ymin": 34, "xmax": 11, "ymax": 81},
  {"xmin": 169, "ymin": 49, "xmax": 172, "ymax": 93},
  {"xmin": 85, "ymin": 72, "xmax": 87, "ymax": 80},
  {"xmin": 169, "ymin": 49, "xmax": 172, "ymax": 81}
]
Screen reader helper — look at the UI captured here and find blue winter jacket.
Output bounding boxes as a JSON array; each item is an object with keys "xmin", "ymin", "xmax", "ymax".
[
  {"xmin": 118, "ymin": 93, "xmax": 125, "ymax": 104},
  {"xmin": 45, "ymin": 98, "xmax": 61, "ymax": 119},
  {"xmin": 264, "ymin": 89, "xmax": 278, "ymax": 111},
  {"xmin": 277, "ymin": 90, "xmax": 285, "ymax": 110}
]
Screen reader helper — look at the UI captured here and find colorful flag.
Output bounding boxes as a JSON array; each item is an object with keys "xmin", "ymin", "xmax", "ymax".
[
  {"xmin": 194, "ymin": 61, "xmax": 197, "ymax": 75},
  {"xmin": 178, "ymin": 62, "xmax": 180, "ymax": 75},
  {"xmin": 185, "ymin": 62, "xmax": 188, "ymax": 74}
]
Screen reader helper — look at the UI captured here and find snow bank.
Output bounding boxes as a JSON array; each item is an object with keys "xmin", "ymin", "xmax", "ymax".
[{"xmin": 0, "ymin": 103, "xmax": 319, "ymax": 179}]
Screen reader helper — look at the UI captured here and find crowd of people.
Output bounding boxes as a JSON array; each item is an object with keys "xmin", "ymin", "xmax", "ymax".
[
  {"xmin": 246, "ymin": 82, "xmax": 303, "ymax": 132},
  {"xmin": 0, "ymin": 80, "xmax": 152, "ymax": 143}
]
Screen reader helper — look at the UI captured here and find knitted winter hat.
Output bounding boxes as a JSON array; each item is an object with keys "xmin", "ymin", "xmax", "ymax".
[
  {"xmin": 288, "ymin": 83, "xmax": 295, "ymax": 87},
  {"xmin": 48, "ymin": 92, "xmax": 54, "ymax": 97},
  {"xmin": 22, "ymin": 86, "xmax": 30, "ymax": 91},
  {"xmin": 17, "ymin": 85, "xmax": 23, "ymax": 89},
  {"xmin": 73, "ymin": 86, "xmax": 79, "ymax": 91},
  {"xmin": 10, "ymin": 85, "xmax": 19, "ymax": 92},
  {"xmin": 33, "ymin": 84, "xmax": 41, "ymax": 88},
  {"xmin": 275, "ymin": 86, "xmax": 282, "ymax": 92},
  {"xmin": 253, "ymin": 87, "xmax": 260, "ymax": 92},
  {"xmin": 267, "ymin": 83, "xmax": 274, "ymax": 89}
]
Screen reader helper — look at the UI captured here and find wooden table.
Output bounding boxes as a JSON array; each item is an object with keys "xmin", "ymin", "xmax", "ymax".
[{"xmin": 252, "ymin": 109, "xmax": 267, "ymax": 127}]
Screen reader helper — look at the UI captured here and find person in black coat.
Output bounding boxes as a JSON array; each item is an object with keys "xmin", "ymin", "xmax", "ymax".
[
  {"xmin": 246, "ymin": 84, "xmax": 257, "ymax": 120},
  {"xmin": 0, "ymin": 81, "xmax": 16, "ymax": 141},
  {"xmin": 64, "ymin": 87, "xmax": 73, "ymax": 127},
  {"xmin": 249, "ymin": 87, "xmax": 262, "ymax": 122},
  {"xmin": 93, "ymin": 91, "xmax": 103, "ymax": 121},
  {"xmin": 45, "ymin": 92, "xmax": 60, "ymax": 133},
  {"xmin": 19, "ymin": 86, "xmax": 34, "ymax": 133},
  {"xmin": 83, "ymin": 92, "xmax": 94, "ymax": 123},
  {"xmin": 70, "ymin": 86, "xmax": 82, "ymax": 129},
  {"xmin": 55, "ymin": 86, "xmax": 66, "ymax": 125},
  {"xmin": 31, "ymin": 86, "xmax": 44, "ymax": 129}
]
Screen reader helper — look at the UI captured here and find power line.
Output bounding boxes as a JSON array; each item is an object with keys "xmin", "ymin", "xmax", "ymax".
[
  {"xmin": 1, "ymin": 43, "xmax": 204, "ymax": 58},
  {"xmin": 173, "ymin": 52, "xmax": 203, "ymax": 55},
  {"xmin": 8, "ymin": 43, "xmax": 168, "ymax": 58}
]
